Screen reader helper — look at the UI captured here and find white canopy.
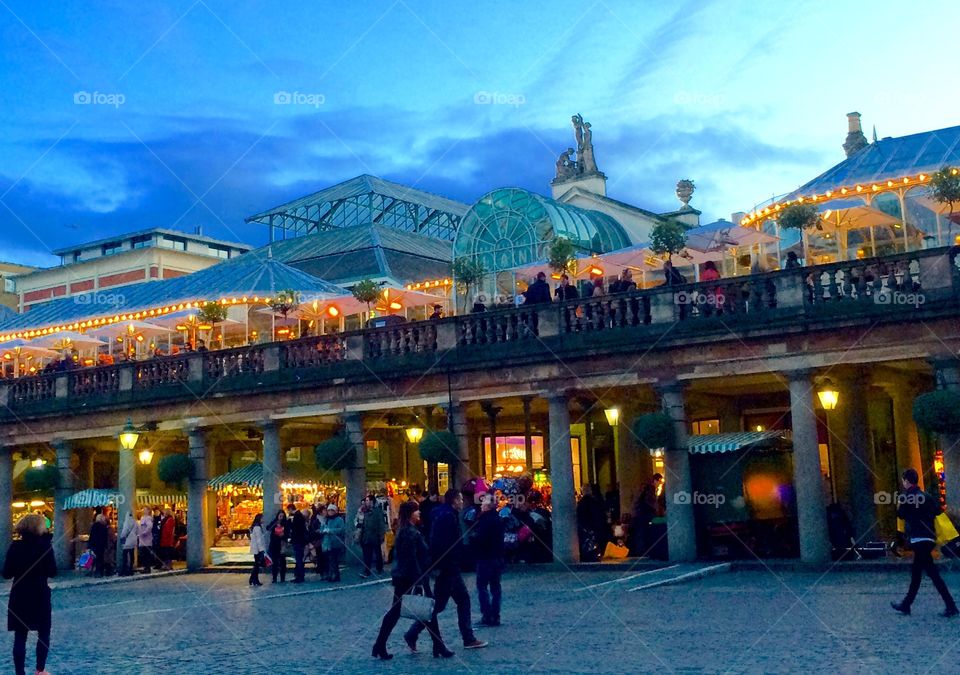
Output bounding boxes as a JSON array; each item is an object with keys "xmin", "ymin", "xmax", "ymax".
[
  {"xmin": 87, "ymin": 320, "xmax": 173, "ymax": 339},
  {"xmin": 29, "ymin": 330, "xmax": 106, "ymax": 351}
]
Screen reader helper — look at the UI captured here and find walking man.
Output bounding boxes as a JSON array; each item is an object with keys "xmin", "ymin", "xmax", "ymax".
[
  {"xmin": 474, "ymin": 492, "xmax": 505, "ymax": 626},
  {"xmin": 891, "ymin": 468, "xmax": 958, "ymax": 617},
  {"xmin": 357, "ymin": 495, "xmax": 386, "ymax": 578},
  {"xmin": 405, "ymin": 489, "xmax": 487, "ymax": 651}
]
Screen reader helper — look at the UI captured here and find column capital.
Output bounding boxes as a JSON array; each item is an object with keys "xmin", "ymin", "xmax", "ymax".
[
  {"xmin": 544, "ymin": 389, "xmax": 571, "ymax": 404},
  {"xmin": 257, "ymin": 419, "xmax": 280, "ymax": 432},
  {"xmin": 49, "ymin": 437, "xmax": 71, "ymax": 452},
  {"xmin": 783, "ymin": 368, "xmax": 815, "ymax": 383},
  {"xmin": 654, "ymin": 379, "xmax": 686, "ymax": 396}
]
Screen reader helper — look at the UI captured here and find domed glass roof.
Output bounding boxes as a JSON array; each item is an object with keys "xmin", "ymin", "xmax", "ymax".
[{"xmin": 453, "ymin": 188, "xmax": 632, "ymax": 276}]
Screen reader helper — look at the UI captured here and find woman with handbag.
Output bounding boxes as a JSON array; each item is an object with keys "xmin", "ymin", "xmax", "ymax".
[
  {"xmin": 266, "ymin": 510, "xmax": 288, "ymax": 584},
  {"xmin": 372, "ymin": 501, "xmax": 452, "ymax": 660},
  {"xmin": 248, "ymin": 513, "xmax": 265, "ymax": 587}
]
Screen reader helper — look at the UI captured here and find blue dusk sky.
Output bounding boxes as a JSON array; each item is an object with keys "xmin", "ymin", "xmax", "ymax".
[{"xmin": 0, "ymin": 0, "xmax": 957, "ymax": 267}]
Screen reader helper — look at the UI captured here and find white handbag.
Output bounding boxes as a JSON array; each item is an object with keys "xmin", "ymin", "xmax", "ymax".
[{"xmin": 400, "ymin": 586, "xmax": 435, "ymax": 623}]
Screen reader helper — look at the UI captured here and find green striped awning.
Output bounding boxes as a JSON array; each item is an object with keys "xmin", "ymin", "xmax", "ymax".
[
  {"xmin": 61, "ymin": 489, "xmax": 186, "ymax": 510},
  {"xmin": 208, "ymin": 462, "xmax": 263, "ymax": 490},
  {"xmin": 138, "ymin": 493, "xmax": 186, "ymax": 507},
  {"xmin": 687, "ymin": 431, "xmax": 787, "ymax": 455}
]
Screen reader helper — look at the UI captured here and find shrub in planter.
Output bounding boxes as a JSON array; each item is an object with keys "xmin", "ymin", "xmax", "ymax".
[
  {"xmin": 632, "ymin": 412, "xmax": 676, "ymax": 451},
  {"xmin": 419, "ymin": 430, "xmax": 460, "ymax": 464},
  {"xmin": 315, "ymin": 435, "xmax": 356, "ymax": 471},
  {"xmin": 157, "ymin": 454, "xmax": 193, "ymax": 485},
  {"xmin": 24, "ymin": 464, "xmax": 59, "ymax": 491},
  {"xmin": 913, "ymin": 390, "xmax": 960, "ymax": 434}
]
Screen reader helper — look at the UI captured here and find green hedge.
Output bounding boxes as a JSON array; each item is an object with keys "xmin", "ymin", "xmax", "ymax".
[
  {"xmin": 24, "ymin": 464, "xmax": 59, "ymax": 491},
  {"xmin": 913, "ymin": 390, "xmax": 960, "ymax": 434},
  {"xmin": 632, "ymin": 412, "xmax": 676, "ymax": 451},
  {"xmin": 315, "ymin": 435, "xmax": 356, "ymax": 471},
  {"xmin": 419, "ymin": 430, "xmax": 460, "ymax": 464},
  {"xmin": 158, "ymin": 454, "xmax": 193, "ymax": 484}
]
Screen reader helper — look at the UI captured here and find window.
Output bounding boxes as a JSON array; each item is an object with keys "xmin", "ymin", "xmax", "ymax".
[
  {"xmin": 691, "ymin": 419, "xmax": 720, "ymax": 435},
  {"xmin": 483, "ymin": 435, "xmax": 544, "ymax": 480},
  {"xmin": 366, "ymin": 440, "xmax": 380, "ymax": 465},
  {"xmin": 208, "ymin": 245, "xmax": 231, "ymax": 259},
  {"xmin": 3, "ymin": 278, "xmax": 14, "ymax": 293},
  {"xmin": 72, "ymin": 251, "xmax": 82, "ymax": 263},
  {"xmin": 161, "ymin": 235, "xmax": 187, "ymax": 251},
  {"xmin": 101, "ymin": 241, "xmax": 123, "ymax": 256},
  {"xmin": 131, "ymin": 234, "xmax": 152, "ymax": 249}
]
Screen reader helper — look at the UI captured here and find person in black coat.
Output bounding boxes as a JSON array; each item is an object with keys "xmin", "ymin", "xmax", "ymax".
[
  {"xmin": 266, "ymin": 510, "xmax": 288, "ymax": 583},
  {"xmin": 287, "ymin": 505, "xmax": 308, "ymax": 583},
  {"xmin": 523, "ymin": 272, "xmax": 552, "ymax": 305},
  {"xmin": 891, "ymin": 468, "xmax": 958, "ymax": 616},
  {"xmin": 554, "ymin": 274, "xmax": 579, "ymax": 302},
  {"xmin": 4, "ymin": 513, "xmax": 56, "ymax": 675},
  {"xmin": 474, "ymin": 494, "xmax": 506, "ymax": 626},
  {"xmin": 372, "ymin": 501, "xmax": 451, "ymax": 660},
  {"xmin": 87, "ymin": 514, "xmax": 109, "ymax": 577}
]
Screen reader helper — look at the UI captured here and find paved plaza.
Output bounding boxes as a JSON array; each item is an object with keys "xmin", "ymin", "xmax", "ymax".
[{"xmin": 3, "ymin": 565, "xmax": 959, "ymax": 674}]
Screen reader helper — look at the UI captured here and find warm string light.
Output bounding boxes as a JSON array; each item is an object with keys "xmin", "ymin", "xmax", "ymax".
[
  {"xmin": 406, "ymin": 278, "xmax": 453, "ymax": 290},
  {"xmin": 739, "ymin": 170, "xmax": 941, "ymax": 226}
]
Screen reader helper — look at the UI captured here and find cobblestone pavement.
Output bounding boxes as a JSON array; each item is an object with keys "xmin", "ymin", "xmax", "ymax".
[{"xmin": 3, "ymin": 564, "xmax": 960, "ymax": 674}]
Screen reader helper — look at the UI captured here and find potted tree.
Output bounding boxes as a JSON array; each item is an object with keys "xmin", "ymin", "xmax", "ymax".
[
  {"xmin": 314, "ymin": 435, "xmax": 357, "ymax": 472},
  {"xmin": 777, "ymin": 203, "xmax": 822, "ymax": 232},
  {"xmin": 157, "ymin": 454, "xmax": 193, "ymax": 490},
  {"xmin": 452, "ymin": 257, "xmax": 486, "ymax": 312},
  {"xmin": 650, "ymin": 220, "xmax": 688, "ymax": 261},
  {"xmin": 351, "ymin": 279, "xmax": 383, "ymax": 323},
  {"xmin": 197, "ymin": 302, "xmax": 228, "ymax": 349},
  {"xmin": 632, "ymin": 412, "xmax": 676, "ymax": 452},
  {"xmin": 929, "ymin": 167, "xmax": 960, "ymax": 241},
  {"xmin": 548, "ymin": 236, "xmax": 577, "ymax": 276}
]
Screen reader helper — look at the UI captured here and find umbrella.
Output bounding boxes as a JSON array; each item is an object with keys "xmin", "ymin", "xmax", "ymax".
[
  {"xmin": 87, "ymin": 320, "xmax": 173, "ymax": 339},
  {"xmin": 29, "ymin": 330, "xmax": 106, "ymax": 351},
  {"xmin": 0, "ymin": 339, "xmax": 59, "ymax": 378},
  {"xmin": 685, "ymin": 222, "xmax": 777, "ymax": 251}
]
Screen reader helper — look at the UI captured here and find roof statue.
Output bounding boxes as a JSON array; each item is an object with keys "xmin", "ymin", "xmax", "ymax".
[
  {"xmin": 676, "ymin": 179, "xmax": 695, "ymax": 207},
  {"xmin": 553, "ymin": 114, "xmax": 602, "ymax": 182}
]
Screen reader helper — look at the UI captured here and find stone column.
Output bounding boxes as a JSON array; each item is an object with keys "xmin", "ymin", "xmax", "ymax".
[
  {"xmin": 659, "ymin": 383, "xmax": 696, "ymax": 562},
  {"xmin": 889, "ymin": 384, "xmax": 923, "ymax": 489},
  {"xmin": 547, "ymin": 392, "xmax": 578, "ymax": 564},
  {"xmin": 934, "ymin": 360, "xmax": 960, "ymax": 513},
  {"xmin": 51, "ymin": 438, "xmax": 74, "ymax": 570},
  {"xmin": 788, "ymin": 370, "xmax": 831, "ymax": 563},
  {"xmin": 446, "ymin": 403, "xmax": 471, "ymax": 489},
  {"xmin": 481, "ymin": 401, "xmax": 501, "ymax": 481},
  {"xmin": 618, "ymin": 405, "xmax": 644, "ymax": 520},
  {"xmin": 186, "ymin": 427, "xmax": 211, "ymax": 570},
  {"xmin": 0, "ymin": 446, "xmax": 12, "ymax": 571},
  {"xmin": 839, "ymin": 372, "xmax": 876, "ymax": 541},
  {"xmin": 522, "ymin": 396, "xmax": 534, "ymax": 470},
  {"xmin": 260, "ymin": 421, "xmax": 282, "ymax": 522},
  {"xmin": 342, "ymin": 412, "xmax": 367, "ymax": 566},
  {"xmin": 117, "ymin": 440, "xmax": 137, "ymax": 573}
]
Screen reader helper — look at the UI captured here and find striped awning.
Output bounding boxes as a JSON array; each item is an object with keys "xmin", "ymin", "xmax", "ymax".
[
  {"xmin": 61, "ymin": 489, "xmax": 187, "ymax": 510},
  {"xmin": 208, "ymin": 462, "xmax": 264, "ymax": 490},
  {"xmin": 687, "ymin": 431, "xmax": 787, "ymax": 455}
]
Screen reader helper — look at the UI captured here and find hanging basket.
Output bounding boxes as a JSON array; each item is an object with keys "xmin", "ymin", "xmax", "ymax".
[
  {"xmin": 24, "ymin": 464, "xmax": 59, "ymax": 492},
  {"xmin": 157, "ymin": 454, "xmax": 193, "ymax": 485},
  {"xmin": 632, "ymin": 412, "xmax": 676, "ymax": 451},
  {"xmin": 913, "ymin": 390, "xmax": 960, "ymax": 434},
  {"xmin": 315, "ymin": 435, "xmax": 356, "ymax": 471},
  {"xmin": 419, "ymin": 430, "xmax": 460, "ymax": 464}
]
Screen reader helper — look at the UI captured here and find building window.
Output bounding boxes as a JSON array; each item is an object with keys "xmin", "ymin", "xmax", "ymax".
[
  {"xmin": 161, "ymin": 235, "xmax": 187, "ymax": 251},
  {"xmin": 131, "ymin": 234, "xmax": 152, "ymax": 249},
  {"xmin": 102, "ymin": 241, "xmax": 123, "ymax": 256},
  {"xmin": 3, "ymin": 278, "xmax": 14, "ymax": 293},
  {"xmin": 72, "ymin": 251, "xmax": 82, "ymax": 263},
  {"xmin": 366, "ymin": 440, "xmax": 381, "ymax": 465},
  {"xmin": 690, "ymin": 419, "xmax": 720, "ymax": 435},
  {"xmin": 208, "ymin": 244, "xmax": 231, "ymax": 259},
  {"xmin": 483, "ymin": 435, "xmax": 545, "ymax": 480}
]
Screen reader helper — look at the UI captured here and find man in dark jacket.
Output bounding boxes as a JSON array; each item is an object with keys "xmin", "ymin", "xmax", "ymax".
[
  {"xmin": 87, "ymin": 515, "xmax": 109, "ymax": 577},
  {"xmin": 287, "ymin": 504, "xmax": 308, "ymax": 583},
  {"xmin": 891, "ymin": 468, "xmax": 958, "ymax": 617},
  {"xmin": 406, "ymin": 490, "xmax": 487, "ymax": 650},
  {"xmin": 474, "ymin": 494, "xmax": 505, "ymax": 626},
  {"xmin": 554, "ymin": 274, "xmax": 579, "ymax": 302},
  {"xmin": 523, "ymin": 272, "xmax": 552, "ymax": 305}
]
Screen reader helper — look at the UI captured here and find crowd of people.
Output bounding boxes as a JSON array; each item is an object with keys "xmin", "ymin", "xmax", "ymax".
[{"xmin": 81, "ymin": 505, "xmax": 186, "ymax": 578}]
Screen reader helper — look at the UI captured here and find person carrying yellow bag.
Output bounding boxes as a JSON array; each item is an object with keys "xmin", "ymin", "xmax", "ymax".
[
  {"xmin": 890, "ymin": 468, "xmax": 959, "ymax": 618},
  {"xmin": 935, "ymin": 511, "xmax": 960, "ymax": 546}
]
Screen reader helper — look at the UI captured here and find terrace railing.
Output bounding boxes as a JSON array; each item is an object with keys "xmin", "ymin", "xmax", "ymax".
[{"xmin": 3, "ymin": 246, "xmax": 958, "ymax": 413}]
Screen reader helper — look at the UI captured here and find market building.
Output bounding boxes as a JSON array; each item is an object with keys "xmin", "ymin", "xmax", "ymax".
[{"xmin": 0, "ymin": 114, "xmax": 958, "ymax": 573}]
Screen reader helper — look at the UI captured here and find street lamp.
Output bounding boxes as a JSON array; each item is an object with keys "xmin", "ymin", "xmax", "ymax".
[
  {"xmin": 817, "ymin": 379, "xmax": 839, "ymax": 410},
  {"xmin": 138, "ymin": 449, "xmax": 154, "ymax": 465},
  {"xmin": 119, "ymin": 418, "xmax": 140, "ymax": 451},
  {"xmin": 405, "ymin": 426, "xmax": 424, "ymax": 443},
  {"xmin": 603, "ymin": 407, "xmax": 620, "ymax": 427}
]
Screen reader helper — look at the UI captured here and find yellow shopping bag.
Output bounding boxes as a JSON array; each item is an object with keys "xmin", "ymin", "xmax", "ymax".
[
  {"xmin": 603, "ymin": 541, "xmax": 629, "ymax": 559},
  {"xmin": 935, "ymin": 512, "xmax": 960, "ymax": 546}
]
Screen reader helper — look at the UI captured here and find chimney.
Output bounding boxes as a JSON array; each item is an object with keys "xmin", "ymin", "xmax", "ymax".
[
  {"xmin": 731, "ymin": 212, "xmax": 747, "ymax": 226},
  {"xmin": 843, "ymin": 112, "xmax": 868, "ymax": 158}
]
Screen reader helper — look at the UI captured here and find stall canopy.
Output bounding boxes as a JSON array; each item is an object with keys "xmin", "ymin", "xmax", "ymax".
[
  {"xmin": 61, "ymin": 488, "xmax": 187, "ymax": 510},
  {"xmin": 208, "ymin": 462, "xmax": 265, "ymax": 490},
  {"xmin": 687, "ymin": 431, "xmax": 788, "ymax": 455}
]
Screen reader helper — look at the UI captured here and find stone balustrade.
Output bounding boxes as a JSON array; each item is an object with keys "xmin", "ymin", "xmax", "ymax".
[{"xmin": 2, "ymin": 246, "xmax": 957, "ymax": 418}]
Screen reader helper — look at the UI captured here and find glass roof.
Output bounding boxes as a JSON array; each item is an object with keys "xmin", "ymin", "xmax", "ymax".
[{"xmin": 453, "ymin": 188, "xmax": 632, "ymax": 274}]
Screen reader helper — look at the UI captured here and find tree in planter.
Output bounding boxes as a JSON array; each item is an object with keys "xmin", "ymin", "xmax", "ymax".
[
  {"xmin": 913, "ymin": 390, "xmax": 960, "ymax": 434},
  {"xmin": 547, "ymin": 236, "xmax": 577, "ymax": 275},
  {"xmin": 929, "ymin": 166, "xmax": 960, "ymax": 239},
  {"xmin": 24, "ymin": 464, "xmax": 59, "ymax": 492},
  {"xmin": 777, "ymin": 202, "xmax": 822, "ymax": 232},
  {"xmin": 197, "ymin": 302, "xmax": 228, "ymax": 349},
  {"xmin": 632, "ymin": 412, "xmax": 676, "ymax": 452},
  {"xmin": 419, "ymin": 430, "xmax": 459, "ymax": 494},
  {"xmin": 649, "ymin": 220, "xmax": 688, "ymax": 261},
  {"xmin": 452, "ymin": 257, "xmax": 486, "ymax": 311},
  {"xmin": 270, "ymin": 289, "xmax": 298, "ymax": 321},
  {"xmin": 314, "ymin": 435, "xmax": 357, "ymax": 472},
  {"xmin": 351, "ymin": 279, "xmax": 383, "ymax": 318},
  {"xmin": 157, "ymin": 454, "xmax": 193, "ymax": 489}
]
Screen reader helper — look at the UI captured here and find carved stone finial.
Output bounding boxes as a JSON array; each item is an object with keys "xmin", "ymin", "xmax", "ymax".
[{"xmin": 676, "ymin": 179, "xmax": 695, "ymax": 207}]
